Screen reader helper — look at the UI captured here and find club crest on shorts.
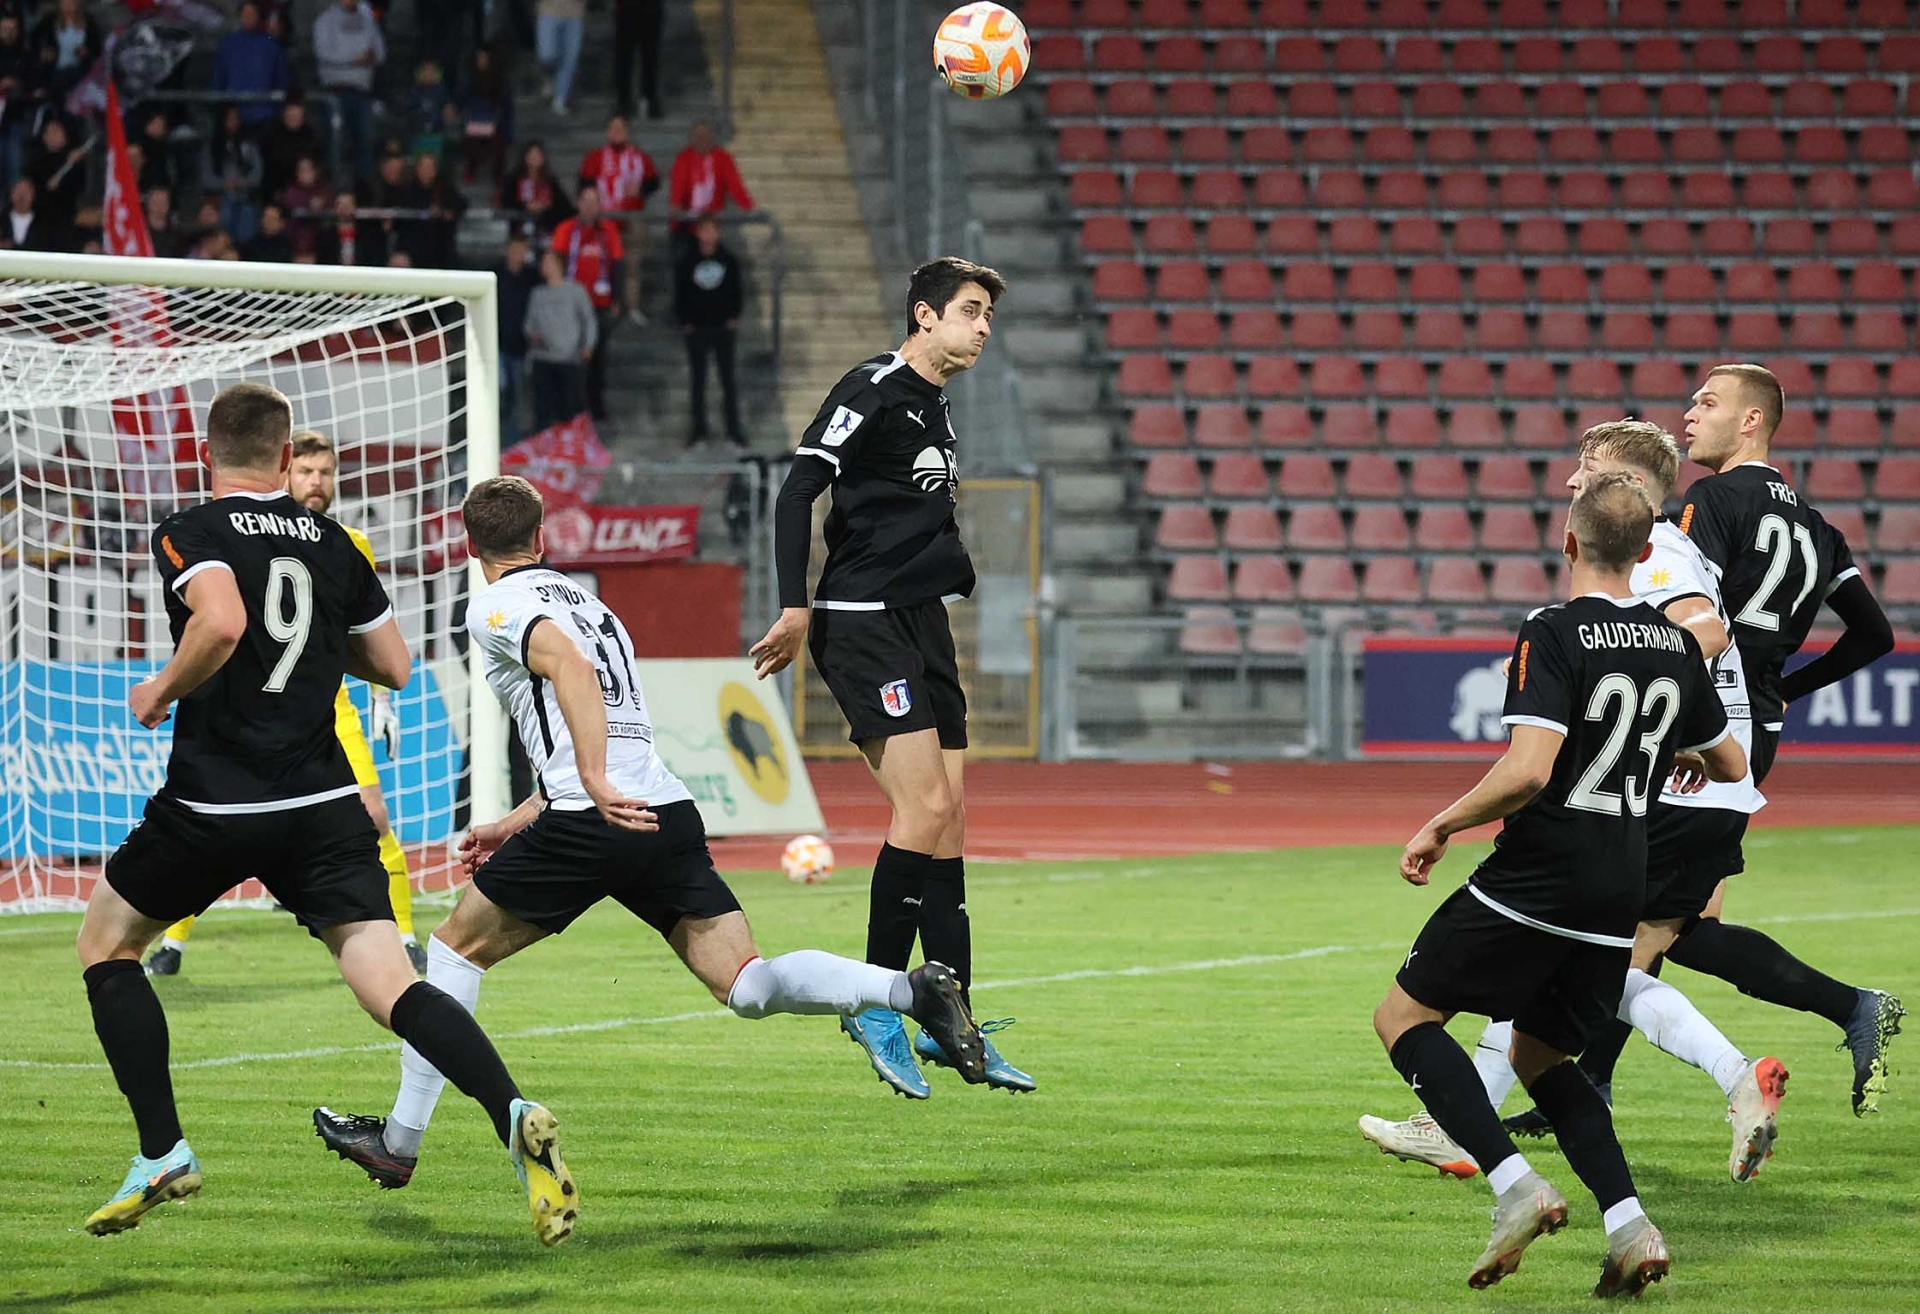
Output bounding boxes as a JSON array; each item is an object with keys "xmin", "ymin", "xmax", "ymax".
[{"xmin": 879, "ymin": 679, "xmax": 913, "ymax": 717}]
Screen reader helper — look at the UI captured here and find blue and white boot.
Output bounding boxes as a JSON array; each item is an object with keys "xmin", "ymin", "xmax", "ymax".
[
  {"xmin": 841, "ymin": 1008, "xmax": 931, "ymax": 1099},
  {"xmin": 85, "ymin": 1140, "xmax": 201, "ymax": 1235},
  {"xmin": 916, "ymin": 1017, "xmax": 1037, "ymax": 1092}
]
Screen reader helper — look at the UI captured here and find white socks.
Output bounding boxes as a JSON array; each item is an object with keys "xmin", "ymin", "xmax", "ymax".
[
  {"xmin": 726, "ymin": 951, "xmax": 911, "ymax": 1019},
  {"xmin": 1474, "ymin": 1020, "xmax": 1518, "ymax": 1108},
  {"xmin": 1486, "ymin": 1153, "xmax": 1533, "ymax": 1195},
  {"xmin": 385, "ymin": 936, "xmax": 486, "ymax": 1156},
  {"xmin": 1603, "ymin": 1196, "xmax": 1647, "ymax": 1238},
  {"xmin": 1616, "ymin": 968, "xmax": 1749, "ymax": 1097}
]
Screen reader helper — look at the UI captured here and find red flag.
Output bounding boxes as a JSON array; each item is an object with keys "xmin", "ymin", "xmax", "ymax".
[{"xmin": 104, "ymin": 78, "xmax": 197, "ymax": 518}]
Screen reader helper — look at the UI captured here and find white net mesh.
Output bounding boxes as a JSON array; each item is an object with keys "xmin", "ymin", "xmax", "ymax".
[{"xmin": 0, "ymin": 267, "xmax": 494, "ymax": 913}]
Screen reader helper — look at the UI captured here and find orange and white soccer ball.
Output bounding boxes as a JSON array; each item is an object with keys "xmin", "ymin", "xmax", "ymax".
[
  {"xmin": 934, "ymin": 3, "xmax": 1031, "ymax": 100},
  {"xmin": 781, "ymin": 834, "xmax": 835, "ymax": 884}
]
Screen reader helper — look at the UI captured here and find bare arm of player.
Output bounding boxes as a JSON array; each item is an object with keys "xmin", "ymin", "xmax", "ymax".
[
  {"xmin": 1699, "ymin": 733, "xmax": 1747, "ymax": 784},
  {"xmin": 1399, "ymin": 725, "xmax": 1563, "ymax": 886},
  {"xmin": 345, "ymin": 615, "xmax": 413, "ymax": 690},
  {"xmin": 460, "ymin": 791, "xmax": 547, "ymax": 874},
  {"xmin": 130, "ymin": 568, "xmax": 249, "ymax": 728},
  {"xmin": 524, "ymin": 618, "xmax": 659, "ymax": 833},
  {"xmin": 1661, "ymin": 595, "xmax": 1731, "ymax": 662}
]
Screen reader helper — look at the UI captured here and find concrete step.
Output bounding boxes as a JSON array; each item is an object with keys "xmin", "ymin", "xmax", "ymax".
[
  {"xmin": 1052, "ymin": 518, "xmax": 1140, "ymax": 564},
  {"xmin": 995, "ymin": 272, "xmax": 1079, "ymax": 320},
  {"xmin": 1019, "ymin": 366, "xmax": 1103, "ymax": 414},
  {"xmin": 1034, "ymin": 419, "xmax": 1118, "ymax": 462},
  {"xmin": 996, "ymin": 324, "xmax": 1087, "ymax": 367},
  {"xmin": 1075, "ymin": 677, "xmax": 1184, "ymax": 718},
  {"xmin": 966, "ymin": 137, "xmax": 1050, "ymax": 181},
  {"xmin": 1049, "ymin": 470, "xmax": 1124, "ymax": 512},
  {"xmin": 1060, "ymin": 571, "xmax": 1154, "ymax": 611},
  {"xmin": 968, "ymin": 188, "xmax": 1054, "ymax": 227}
]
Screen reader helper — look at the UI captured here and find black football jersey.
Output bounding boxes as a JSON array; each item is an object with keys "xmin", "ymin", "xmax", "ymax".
[
  {"xmin": 151, "ymin": 490, "xmax": 394, "ymax": 810},
  {"xmin": 1471, "ymin": 596, "xmax": 1730, "ymax": 942},
  {"xmin": 1681, "ymin": 462, "xmax": 1860, "ymax": 729},
  {"xmin": 791, "ymin": 351, "xmax": 976, "ymax": 608}
]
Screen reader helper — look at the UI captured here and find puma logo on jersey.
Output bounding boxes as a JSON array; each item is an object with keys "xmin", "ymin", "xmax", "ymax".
[
  {"xmin": 912, "ymin": 446, "xmax": 957, "ymax": 493},
  {"xmin": 904, "ymin": 409, "xmax": 926, "ymax": 427}
]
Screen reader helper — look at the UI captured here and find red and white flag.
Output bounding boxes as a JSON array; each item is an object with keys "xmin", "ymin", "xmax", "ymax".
[
  {"xmin": 500, "ymin": 414, "xmax": 615, "ymax": 508},
  {"xmin": 103, "ymin": 78, "xmax": 197, "ymax": 520}
]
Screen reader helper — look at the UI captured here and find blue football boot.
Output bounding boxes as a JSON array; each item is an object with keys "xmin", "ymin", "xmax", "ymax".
[
  {"xmin": 85, "ymin": 1140, "xmax": 201, "ymax": 1235},
  {"xmin": 841, "ymin": 1008, "xmax": 931, "ymax": 1099},
  {"xmin": 916, "ymin": 1017, "xmax": 1036, "ymax": 1092}
]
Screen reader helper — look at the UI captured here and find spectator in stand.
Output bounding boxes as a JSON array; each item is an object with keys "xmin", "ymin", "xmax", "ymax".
[
  {"xmin": 316, "ymin": 190, "xmax": 387, "ymax": 266},
  {"xmin": 0, "ymin": 13, "xmax": 45, "ymax": 190},
  {"xmin": 242, "ymin": 201, "xmax": 294, "ymax": 262},
  {"xmin": 611, "ymin": 0, "xmax": 662, "ymax": 120},
  {"xmin": 192, "ymin": 196, "xmax": 222, "ymax": 235},
  {"xmin": 533, "ymin": 0, "xmax": 582, "ymax": 116},
  {"xmin": 418, "ymin": 0, "xmax": 486, "ymax": 103},
  {"xmin": 674, "ymin": 215, "xmax": 746, "ymax": 448},
  {"xmin": 277, "ymin": 154, "xmax": 332, "ymax": 258},
  {"xmin": 263, "ymin": 95, "xmax": 321, "ymax": 196},
  {"xmin": 135, "ymin": 108, "xmax": 176, "ymax": 192},
  {"xmin": 313, "ymin": 0, "xmax": 387, "ymax": 181},
  {"xmin": 210, "ymin": 1, "xmax": 291, "ymax": 133},
  {"xmin": 500, "ymin": 139, "xmax": 572, "ymax": 240},
  {"xmin": 357, "ymin": 148, "xmax": 411, "ymax": 264},
  {"xmin": 71, "ymin": 199, "xmax": 100, "ymax": 252},
  {"xmin": 495, "ymin": 232, "xmax": 538, "ymax": 445},
  {"xmin": 459, "ymin": 44, "xmax": 513, "ymax": 185},
  {"xmin": 403, "ymin": 57, "xmax": 452, "ymax": 159},
  {"xmin": 27, "ymin": 115, "xmax": 83, "ymax": 240},
  {"xmin": 145, "ymin": 187, "xmax": 185, "ymax": 259},
  {"xmin": 578, "ymin": 113, "xmax": 658, "ymax": 328},
  {"xmin": 668, "ymin": 118, "xmax": 753, "ymax": 263},
  {"xmin": 193, "ymin": 226, "xmax": 239, "ymax": 260},
  {"xmin": 408, "ymin": 152, "xmax": 465, "ymax": 268},
  {"xmin": 549, "ymin": 185, "xmax": 622, "ymax": 422},
  {"xmin": 203, "ymin": 106, "xmax": 265, "ymax": 246},
  {"xmin": 0, "ymin": 177, "xmax": 55, "ymax": 250},
  {"xmin": 525, "ymin": 248, "xmax": 595, "ymax": 429},
  {"xmin": 31, "ymin": 0, "xmax": 101, "ymax": 104}
]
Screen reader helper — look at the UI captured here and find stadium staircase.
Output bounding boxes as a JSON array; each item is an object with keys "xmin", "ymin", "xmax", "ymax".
[{"xmin": 1020, "ymin": 0, "xmax": 1920, "ymax": 685}]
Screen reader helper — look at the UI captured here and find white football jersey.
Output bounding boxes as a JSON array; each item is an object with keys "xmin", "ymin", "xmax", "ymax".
[
  {"xmin": 469, "ymin": 565, "xmax": 692, "ymax": 812},
  {"xmin": 1632, "ymin": 519, "xmax": 1764, "ymax": 814}
]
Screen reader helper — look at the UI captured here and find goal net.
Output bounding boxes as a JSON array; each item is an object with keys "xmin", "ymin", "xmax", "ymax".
[{"xmin": 0, "ymin": 253, "xmax": 505, "ymax": 913}]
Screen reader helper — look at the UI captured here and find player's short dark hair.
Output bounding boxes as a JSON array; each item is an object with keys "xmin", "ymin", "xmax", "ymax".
[
  {"xmin": 290, "ymin": 429, "xmax": 335, "ymax": 462},
  {"xmin": 1707, "ymin": 363, "xmax": 1785, "ymax": 441},
  {"xmin": 1579, "ymin": 419, "xmax": 1680, "ymax": 497},
  {"xmin": 462, "ymin": 475, "xmax": 544, "ymax": 561},
  {"xmin": 1569, "ymin": 471, "xmax": 1657, "ymax": 572},
  {"xmin": 905, "ymin": 256, "xmax": 1007, "ymax": 337},
  {"xmin": 205, "ymin": 382, "xmax": 293, "ymax": 469}
]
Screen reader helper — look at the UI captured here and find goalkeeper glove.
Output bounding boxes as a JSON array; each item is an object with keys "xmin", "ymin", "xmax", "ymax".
[{"xmin": 371, "ymin": 689, "xmax": 401, "ymax": 760}]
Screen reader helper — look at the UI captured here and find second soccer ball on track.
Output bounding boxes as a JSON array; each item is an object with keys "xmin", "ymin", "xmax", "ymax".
[
  {"xmin": 934, "ymin": 3, "xmax": 1031, "ymax": 99},
  {"xmin": 782, "ymin": 835, "xmax": 835, "ymax": 884}
]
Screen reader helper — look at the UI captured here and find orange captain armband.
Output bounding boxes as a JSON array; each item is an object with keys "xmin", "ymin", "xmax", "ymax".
[
  {"xmin": 161, "ymin": 535, "xmax": 185, "ymax": 569},
  {"xmin": 1516, "ymin": 639, "xmax": 1530, "ymax": 691},
  {"xmin": 1678, "ymin": 503, "xmax": 1695, "ymax": 534}
]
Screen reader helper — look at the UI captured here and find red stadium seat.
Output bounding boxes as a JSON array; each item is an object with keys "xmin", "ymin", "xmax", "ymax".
[
  {"xmin": 1283, "ymin": 503, "xmax": 1346, "ymax": 550},
  {"xmin": 1858, "ymin": 125, "xmax": 1914, "ymax": 164},
  {"xmin": 1567, "ymin": 359, "xmax": 1624, "ymax": 399},
  {"xmin": 1742, "ymin": 171, "xmax": 1798, "ymax": 209},
  {"xmin": 1869, "ymin": 169, "xmax": 1920, "ymax": 210},
  {"xmin": 1232, "ymin": 557, "xmax": 1295, "ymax": 602},
  {"xmin": 1352, "ymin": 310, "xmax": 1405, "ymax": 351},
  {"xmin": 1425, "ymin": 127, "xmax": 1478, "ymax": 164},
  {"xmin": 1413, "ymin": 309, "xmax": 1469, "ymax": 351},
  {"xmin": 1876, "ymin": 507, "xmax": 1920, "ymax": 552},
  {"xmin": 1223, "ymin": 81, "xmax": 1279, "ymax": 119},
  {"xmin": 1851, "ymin": 263, "xmax": 1909, "ymax": 305},
  {"xmin": 1211, "ymin": 35, "xmax": 1265, "ymax": 71},
  {"xmin": 1630, "ymin": 359, "xmax": 1688, "ymax": 402},
  {"xmin": 1251, "ymin": 170, "xmax": 1307, "ymax": 208},
  {"xmin": 1579, "ymin": 218, "xmax": 1634, "ymax": 257},
  {"xmin": 1727, "ymin": 312, "xmax": 1783, "ymax": 352},
  {"xmin": 1322, "ymin": 404, "xmax": 1376, "ymax": 448},
  {"xmin": 1362, "ymin": 556, "xmax": 1423, "ymax": 604},
  {"xmin": 1793, "ymin": 126, "xmax": 1849, "ymax": 164},
  {"xmin": 1780, "ymin": 79, "xmax": 1834, "ymax": 117},
  {"xmin": 1495, "ymin": 172, "xmax": 1551, "ymax": 211},
  {"xmin": 1414, "ymin": 505, "xmax": 1473, "ymax": 553},
  {"xmin": 1246, "ymin": 356, "xmax": 1304, "ymax": 399},
  {"xmin": 1328, "ymin": 215, "xmax": 1381, "ymax": 256},
  {"xmin": 1182, "ymin": 354, "xmax": 1240, "ymax": 399},
  {"xmin": 1515, "ymin": 217, "xmax": 1571, "ymax": 256},
  {"xmin": 1661, "ymin": 264, "xmax": 1718, "ymax": 303},
  {"xmin": 1265, "ymin": 215, "xmax": 1320, "ymax": 257},
  {"xmin": 1882, "ymin": 33, "xmax": 1920, "ymax": 73},
  {"xmin": 1721, "ymin": 83, "xmax": 1775, "ymax": 120},
  {"xmin": 1409, "ymin": 263, "xmax": 1465, "ymax": 303},
  {"xmin": 1218, "ymin": 260, "xmax": 1275, "ymax": 305},
  {"xmin": 1081, "ymin": 0, "xmax": 1134, "ymax": 23},
  {"xmin": 1725, "ymin": 263, "xmax": 1779, "ymax": 302},
  {"xmin": 1389, "ymin": 217, "xmax": 1445, "ymax": 257},
  {"xmin": 1197, "ymin": 0, "xmax": 1259, "ymax": 26},
  {"xmin": 1663, "ymin": 312, "xmax": 1719, "ymax": 351},
  {"xmin": 1180, "ymin": 125, "xmax": 1233, "ymax": 164},
  {"xmin": 1804, "ymin": 169, "xmax": 1859, "ymax": 210},
  {"xmin": 1033, "ymin": 33, "xmax": 1087, "ymax": 72},
  {"xmin": 1127, "ymin": 169, "xmax": 1185, "ymax": 210},
  {"xmin": 1693, "ymin": 36, "xmax": 1744, "ymax": 73},
  {"xmin": 1118, "ymin": 355, "xmax": 1175, "ymax": 398},
  {"xmin": 1573, "ymin": 35, "xmax": 1627, "ymax": 71},
  {"xmin": 1257, "ymin": 405, "xmax": 1314, "ymax": 448},
  {"xmin": 1352, "ymin": 505, "xmax": 1412, "ymax": 551},
  {"xmin": 1891, "ymin": 217, "xmax": 1920, "ymax": 258},
  {"xmin": 1893, "ymin": 406, "xmax": 1920, "ymax": 449},
  {"xmin": 1452, "ymin": 38, "xmax": 1503, "ymax": 74},
  {"xmin": 1447, "ymin": 220, "xmax": 1507, "ymax": 260},
  {"xmin": 1191, "ymin": 406, "xmax": 1253, "ymax": 449},
  {"xmin": 1434, "ymin": 174, "xmax": 1489, "ymax": 212},
  {"xmin": 1787, "ymin": 263, "xmax": 1843, "ymax": 303},
  {"xmin": 1092, "ymin": 260, "xmax": 1149, "ymax": 303},
  {"xmin": 1602, "ymin": 312, "xmax": 1656, "ymax": 351},
  {"xmin": 1346, "ymin": 453, "xmax": 1405, "ymax": 499},
  {"xmin": 1288, "ymin": 81, "xmax": 1342, "ymax": 119},
  {"xmin": 1166, "ymin": 309, "xmax": 1222, "ymax": 350},
  {"xmin": 1351, "ymin": 82, "xmax": 1405, "ymax": 120},
  {"xmin": 1813, "ymin": 35, "xmax": 1868, "ymax": 73},
  {"xmin": 1763, "ymin": 219, "xmax": 1817, "ymax": 257},
  {"xmin": 1152, "ymin": 260, "xmax": 1211, "ymax": 303},
  {"xmin": 1638, "ymin": 219, "xmax": 1693, "ymax": 258},
  {"xmin": 1486, "ymin": 126, "xmax": 1539, "ymax": 164},
  {"xmin": 1490, "ymin": 557, "xmax": 1551, "ymax": 603},
  {"xmin": 1480, "ymin": 506, "xmax": 1543, "ymax": 552},
  {"xmin": 1476, "ymin": 454, "xmax": 1539, "ymax": 499},
  {"xmin": 1298, "ymin": 557, "xmax": 1361, "ymax": 602},
  {"xmin": 1247, "ymin": 607, "xmax": 1309, "ymax": 655},
  {"xmin": 1439, "ymin": 404, "xmax": 1500, "ymax": 451},
  {"xmin": 1144, "ymin": 452, "xmax": 1204, "ymax": 499},
  {"xmin": 1392, "ymin": 36, "xmax": 1445, "ymax": 72},
  {"xmin": 1427, "ymin": 558, "xmax": 1489, "ymax": 603},
  {"xmin": 1278, "ymin": 454, "xmax": 1339, "ymax": 499},
  {"xmin": 1204, "ymin": 214, "xmax": 1260, "ymax": 255},
  {"xmin": 1765, "ymin": 358, "xmax": 1818, "ymax": 397},
  {"xmin": 1534, "ymin": 265, "xmax": 1592, "ymax": 305},
  {"xmin": 1152, "ymin": 35, "xmax": 1209, "ymax": 72},
  {"xmin": 1208, "ymin": 451, "xmax": 1270, "ymax": 498},
  {"xmin": 1806, "ymin": 457, "xmax": 1868, "ymax": 499},
  {"xmin": 1069, "ymin": 171, "xmax": 1125, "ymax": 211},
  {"xmin": 1345, "ymin": 263, "xmax": 1402, "ymax": 303},
  {"xmin": 1228, "ymin": 310, "xmax": 1284, "ymax": 351},
  {"xmin": 1597, "ymin": 265, "xmax": 1654, "ymax": 302},
  {"xmin": 1701, "ymin": 218, "xmax": 1757, "ymax": 257},
  {"xmin": 1877, "ymin": 456, "xmax": 1920, "ymax": 499},
  {"xmin": 1047, "ymin": 79, "xmax": 1098, "ymax": 118},
  {"xmin": 1842, "ymin": 79, "xmax": 1898, "ymax": 116},
  {"xmin": 1605, "ymin": 127, "xmax": 1662, "ymax": 165},
  {"xmin": 1106, "ymin": 308, "xmax": 1163, "ymax": 350},
  {"xmin": 1386, "ymin": 406, "xmax": 1443, "ymax": 449},
  {"xmin": 1310, "ymin": 169, "xmax": 1367, "ymax": 209},
  {"xmin": 1882, "ymin": 561, "xmax": 1920, "ymax": 605},
  {"xmin": 1129, "ymin": 405, "xmax": 1187, "ymax": 448},
  {"xmin": 1078, "ymin": 216, "xmax": 1133, "ymax": 255},
  {"xmin": 1823, "ymin": 507, "xmax": 1869, "ymax": 549},
  {"xmin": 1667, "ymin": 127, "xmax": 1723, "ymax": 165},
  {"xmin": 1105, "ymin": 79, "xmax": 1160, "ymax": 118},
  {"xmin": 1890, "ymin": 359, "xmax": 1920, "ymax": 400},
  {"xmin": 1373, "ymin": 358, "xmax": 1429, "ymax": 401},
  {"xmin": 1827, "ymin": 218, "xmax": 1880, "ymax": 258},
  {"xmin": 1275, "ymin": 37, "xmax": 1327, "ymax": 73},
  {"xmin": 1177, "ymin": 607, "xmax": 1241, "ymax": 657},
  {"xmin": 1091, "ymin": 35, "xmax": 1147, "ymax": 71},
  {"xmin": 1163, "ymin": 80, "xmax": 1219, "ymax": 118},
  {"xmin": 1310, "ymin": 357, "xmax": 1368, "ymax": 401},
  {"xmin": 1156, "ymin": 503, "xmax": 1217, "ymax": 550},
  {"xmin": 1505, "ymin": 359, "xmax": 1560, "ymax": 400},
  {"xmin": 1410, "ymin": 456, "xmax": 1471, "ymax": 500},
  {"xmin": 1376, "ymin": 171, "xmax": 1430, "ymax": 209},
  {"xmin": 1332, "ymin": 36, "xmax": 1387, "ymax": 73},
  {"xmin": 1826, "ymin": 408, "xmax": 1883, "ymax": 449},
  {"xmin": 1223, "ymin": 505, "xmax": 1285, "ymax": 550},
  {"xmin": 1438, "ymin": 359, "xmax": 1494, "ymax": 398},
  {"xmin": 1825, "ymin": 358, "xmax": 1882, "ymax": 400},
  {"xmin": 1536, "ymin": 311, "xmax": 1592, "ymax": 351},
  {"xmin": 1789, "ymin": 310, "xmax": 1845, "ymax": 351},
  {"xmin": 1510, "ymin": 404, "xmax": 1566, "ymax": 449},
  {"xmin": 1167, "ymin": 554, "xmax": 1230, "ymax": 604},
  {"xmin": 1658, "ymin": 83, "xmax": 1711, "ymax": 116},
  {"xmin": 1289, "ymin": 310, "xmax": 1343, "ymax": 350}
]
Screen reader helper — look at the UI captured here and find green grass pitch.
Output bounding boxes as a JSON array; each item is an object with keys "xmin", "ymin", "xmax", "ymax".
[{"xmin": 3, "ymin": 826, "xmax": 1917, "ymax": 1312}]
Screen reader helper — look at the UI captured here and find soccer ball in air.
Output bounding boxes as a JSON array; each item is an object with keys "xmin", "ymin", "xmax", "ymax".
[
  {"xmin": 934, "ymin": 3, "xmax": 1031, "ymax": 100},
  {"xmin": 782, "ymin": 835, "xmax": 835, "ymax": 884}
]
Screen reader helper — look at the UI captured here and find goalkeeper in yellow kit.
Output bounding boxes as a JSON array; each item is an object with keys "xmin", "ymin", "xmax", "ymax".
[{"xmin": 144, "ymin": 430, "xmax": 428, "ymax": 977}]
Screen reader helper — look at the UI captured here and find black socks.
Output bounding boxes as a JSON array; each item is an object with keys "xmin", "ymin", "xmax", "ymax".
[
  {"xmin": 1525, "ymin": 1060, "xmax": 1636, "ymax": 1213},
  {"xmin": 1390, "ymin": 1022, "xmax": 1520, "ymax": 1175},
  {"xmin": 1668, "ymin": 919, "xmax": 1859, "ymax": 1029},
  {"xmin": 920, "ymin": 856, "xmax": 972, "ymax": 998},
  {"xmin": 866, "ymin": 842, "xmax": 932, "ymax": 972},
  {"xmin": 388, "ymin": 981, "xmax": 521, "ymax": 1146},
  {"xmin": 86, "ymin": 959, "xmax": 184, "ymax": 1160}
]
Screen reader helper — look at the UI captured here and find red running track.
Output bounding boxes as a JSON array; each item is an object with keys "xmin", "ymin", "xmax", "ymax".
[{"xmin": 708, "ymin": 760, "xmax": 1920, "ymax": 872}]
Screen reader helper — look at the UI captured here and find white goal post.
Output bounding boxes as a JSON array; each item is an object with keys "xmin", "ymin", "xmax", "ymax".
[{"xmin": 0, "ymin": 250, "xmax": 507, "ymax": 913}]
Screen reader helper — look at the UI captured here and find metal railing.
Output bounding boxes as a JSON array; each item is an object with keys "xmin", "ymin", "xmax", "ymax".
[{"xmin": 143, "ymin": 89, "xmax": 350, "ymax": 194}]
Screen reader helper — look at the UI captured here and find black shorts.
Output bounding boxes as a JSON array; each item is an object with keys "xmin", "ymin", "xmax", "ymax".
[
  {"xmin": 1397, "ymin": 885, "xmax": 1631, "ymax": 1058},
  {"xmin": 1642, "ymin": 804, "xmax": 1748, "ymax": 923},
  {"xmin": 106, "ymin": 792, "xmax": 389, "ymax": 938},
  {"xmin": 807, "ymin": 601, "xmax": 968, "ymax": 749},
  {"xmin": 472, "ymin": 800, "xmax": 742, "ymax": 936}
]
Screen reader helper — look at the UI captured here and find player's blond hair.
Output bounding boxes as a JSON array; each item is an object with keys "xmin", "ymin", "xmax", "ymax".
[
  {"xmin": 290, "ymin": 429, "xmax": 335, "ymax": 463},
  {"xmin": 1570, "ymin": 471, "xmax": 1658, "ymax": 573},
  {"xmin": 462, "ymin": 475, "xmax": 544, "ymax": 561},
  {"xmin": 1706, "ymin": 363, "xmax": 1785, "ymax": 442},
  {"xmin": 1579, "ymin": 419, "xmax": 1680, "ymax": 499},
  {"xmin": 205, "ymin": 382, "xmax": 293, "ymax": 470}
]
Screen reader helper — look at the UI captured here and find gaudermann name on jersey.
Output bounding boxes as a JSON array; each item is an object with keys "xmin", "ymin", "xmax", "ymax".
[{"xmin": 1574, "ymin": 620, "xmax": 1690, "ymax": 654}]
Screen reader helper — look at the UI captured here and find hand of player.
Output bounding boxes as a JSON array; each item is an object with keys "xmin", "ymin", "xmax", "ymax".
[
  {"xmin": 1668, "ymin": 751, "xmax": 1710, "ymax": 795},
  {"xmin": 128, "ymin": 677, "xmax": 172, "ymax": 729},
  {"xmin": 583, "ymin": 775, "xmax": 659, "ymax": 832},
  {"xmin": 459, "ymin": 819, "xmax": 513, "ymax": 874},
  {"xmin": 750, "ymin": 607, "xmax": 810, "ymax": 679},
  {"xmin": 1400, "ymin": 824, "xmax": 1447, "ymax": 886},
  {"xmin": 371, "ymin": 689, "xmax": 401, "ymax": 759}
]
